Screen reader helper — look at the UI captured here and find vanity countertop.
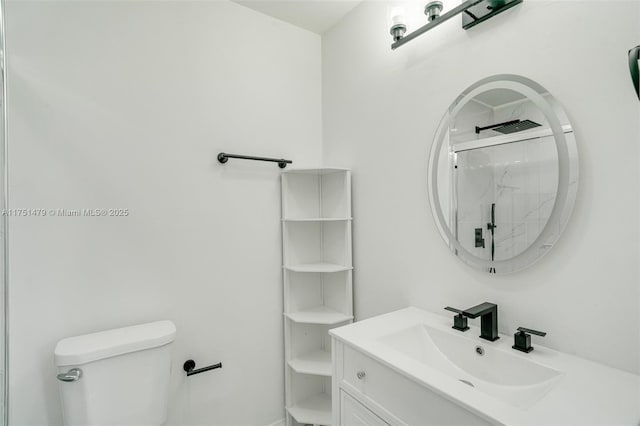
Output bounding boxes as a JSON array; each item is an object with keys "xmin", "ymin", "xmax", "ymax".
[{"xmin": 330, "ymin": 307, "xmax": 640, "ymax": 426}]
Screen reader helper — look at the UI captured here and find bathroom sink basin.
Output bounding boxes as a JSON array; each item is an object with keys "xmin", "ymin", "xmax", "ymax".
[
  {"xmin": 330, "ymin": 307, "xmax": 640, "ymax": 425},
  {"xmin": 377, "ymin": 323, "xmax": 563, "ymax": 408}
]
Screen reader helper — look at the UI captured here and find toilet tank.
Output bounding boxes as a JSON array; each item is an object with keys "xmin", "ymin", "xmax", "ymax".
[{"xmin": 54, "ymin": 321, "xmax": 176, "ymax": 426}]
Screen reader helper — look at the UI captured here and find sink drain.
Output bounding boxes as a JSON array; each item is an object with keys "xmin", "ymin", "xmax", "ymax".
[
  {"xmin": 475, "ymin": 345, "xmax": 484, "ymax": 356},
  {"xmin": 459, "ymin": 379, "xmax": 475, "ymax": 387}
]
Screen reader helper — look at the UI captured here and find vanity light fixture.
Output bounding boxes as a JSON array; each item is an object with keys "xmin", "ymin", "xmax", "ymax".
[{"xmin": 390, "ymin": 0, "xmax": 523, "ymax": 50}]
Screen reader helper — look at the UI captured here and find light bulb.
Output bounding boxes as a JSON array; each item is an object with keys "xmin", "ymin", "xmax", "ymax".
[
  {"xmin": 388, "ymin": 6, "xmax": 407, "ymax": 42},
  {"xmin": 390, "ymin": 7, "xmax": 405, "ymax": 26}
]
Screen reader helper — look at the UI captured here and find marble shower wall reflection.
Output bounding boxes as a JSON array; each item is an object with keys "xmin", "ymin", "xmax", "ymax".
[{"xmin": 455, "ymin": 136, "xmax": 558, "ymax": 261}]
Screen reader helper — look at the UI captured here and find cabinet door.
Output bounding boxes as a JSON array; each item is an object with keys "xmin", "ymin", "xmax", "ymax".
[{"xmin": 340, "ymin": 391, "xmax": 389, "ymax": 426}]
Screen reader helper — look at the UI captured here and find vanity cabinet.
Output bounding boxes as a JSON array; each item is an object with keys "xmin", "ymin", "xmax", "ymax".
[
  {"xmin": 340, "ymin": 391, "xmax": 388, "ymax": 426},
  {"xmin": 332, "ymin": 340, "xmax": 492, "ymax": 426},
  {"xmin": 281, "ymin": 168, "xmax": 353, "ymax": 426}
]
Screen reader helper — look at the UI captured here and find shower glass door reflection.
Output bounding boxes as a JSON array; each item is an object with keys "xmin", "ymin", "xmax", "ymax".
[{"xmin": 453, "ymin": 135, "xmax": 558, "ymax": 267}]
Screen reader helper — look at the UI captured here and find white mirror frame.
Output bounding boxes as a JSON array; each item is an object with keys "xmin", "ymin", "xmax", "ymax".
[{"xmin": 428, "ymin": 74, "xmax": 579, "ymax": 274}]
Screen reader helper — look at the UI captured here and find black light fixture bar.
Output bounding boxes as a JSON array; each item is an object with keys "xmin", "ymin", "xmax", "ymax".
[
  {"xmin": 391, "ymin": 0, "xmax": 522, "ymax": 50},
  {"xmin": 392, "ymin": 0, "xmax": 483, "ymax": 50},
  {"xmin": 462, "ymin": 0, "xmax": 523, "ymax": 30}
]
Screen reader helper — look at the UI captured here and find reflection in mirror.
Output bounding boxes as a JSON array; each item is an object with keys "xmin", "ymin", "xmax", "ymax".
[{"xmin": 429, "ymin": 75, "xmax": 578, "ymax": 274}]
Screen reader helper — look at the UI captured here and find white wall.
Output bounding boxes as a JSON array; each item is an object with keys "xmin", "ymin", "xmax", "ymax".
[
  {"xmin": 6, "ymin": 0, "xmax": 640, "ymax": 423},
  {"xmin": 6, "ymin": 1, "xmax": 321, "ymax": 425},
  {"xmin": 322, "ymin": 0, "xmax": 640, "ymax": 374}
]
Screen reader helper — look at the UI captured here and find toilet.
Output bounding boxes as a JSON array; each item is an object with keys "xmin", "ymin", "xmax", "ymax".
[{"xmin": 54, "ymin": 320, "xmax": 176, "ymax": 426}]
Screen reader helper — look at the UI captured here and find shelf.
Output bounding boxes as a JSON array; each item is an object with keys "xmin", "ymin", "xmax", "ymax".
[
  {"xmin": 285, "ymin": 306, "xmax": 353, "ymax": 325},
  {"xmin": 288, "ymin": 350, "xmax": 331, "ymax": 376},
  {"xmin": 282, "ymin": 167, "xmax": 350, "ymax": 174},
  {"xmin": 287, "ymin": 392, "xmax": 332, "ymax": 425},
  {"xmin": 281, "ymin": 169, "xmax": 351, "ymax": 219},
  {"xmin": 284, "ymin": 263, "xmax": 352, "ymax": 273},
  {"xmin": 282, "ymin": 168, "xmax": 351, "ymax": 425},
  {"xmin": 283, "ymin": 217, "xmax": 352, "ymax": 222}
]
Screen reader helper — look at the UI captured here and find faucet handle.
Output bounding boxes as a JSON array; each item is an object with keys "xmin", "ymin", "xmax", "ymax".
[
  {"xmin": 518, "ymin": 327, "xmax": 547, "ymax": 337},
  {"xmin": 516, "ymin": 327, "xmax": 547, "ymax": 337},
  {"xmin": 513, "ymin": 327, "xmax": 546, "ymax": 353},
  {"xmin": 444, "ymin": 307, "xmax": 469, "ymax": 332}
]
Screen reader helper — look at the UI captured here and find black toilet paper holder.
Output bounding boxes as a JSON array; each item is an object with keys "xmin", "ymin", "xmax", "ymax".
[{"xmin": 183, "ymin": 359, "xmax": 222, "ymax": 376}]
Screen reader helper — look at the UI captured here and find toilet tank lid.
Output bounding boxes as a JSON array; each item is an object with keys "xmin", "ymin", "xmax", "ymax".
[{"xmin": 54, "ymin": 320, "xmax": 176, "ymax": 366}]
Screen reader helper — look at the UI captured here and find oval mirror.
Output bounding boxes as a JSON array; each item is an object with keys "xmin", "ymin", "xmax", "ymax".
[{"xmin": 428, "ymin": 75, "xmax": 578, "ymax": 274}]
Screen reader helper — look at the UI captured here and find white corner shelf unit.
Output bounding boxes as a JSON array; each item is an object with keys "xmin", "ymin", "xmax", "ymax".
[{"xmin": 281, "ymin": 168, "xmax": 353, "ymax": 426}]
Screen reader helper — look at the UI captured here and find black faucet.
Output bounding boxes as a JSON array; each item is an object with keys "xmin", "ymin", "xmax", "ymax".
[{"xmin": 462, "ymin": 302, "xmax": 499, "ymax": 341}]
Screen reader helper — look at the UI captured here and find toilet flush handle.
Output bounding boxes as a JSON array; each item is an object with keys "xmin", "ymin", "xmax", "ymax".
[{"xmin": 56, "ymin": 368, "xmax": 82, "ymax": 382}]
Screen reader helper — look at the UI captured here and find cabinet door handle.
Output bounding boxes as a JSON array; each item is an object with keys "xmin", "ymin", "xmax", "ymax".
[{"xmin": 356, "ymin": 371, "xmax": 366, "ymax": 380}]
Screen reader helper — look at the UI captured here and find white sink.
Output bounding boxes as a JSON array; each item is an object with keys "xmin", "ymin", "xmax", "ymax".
[
  {"xmin": 377, "ymin": 323, "xmax": 563, "ymax": 408},
  {"xmin": 329, "ymin": 307, "xmax": 640, "ymax": 425}
]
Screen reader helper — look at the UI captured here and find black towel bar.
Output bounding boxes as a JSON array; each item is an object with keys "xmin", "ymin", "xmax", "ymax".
[{"xmin": 217, "ymin": 152, "xmax": 292, "ymax": 169}]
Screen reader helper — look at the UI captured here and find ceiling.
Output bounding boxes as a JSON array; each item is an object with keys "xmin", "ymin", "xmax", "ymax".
[
  {"xmin": 471, "ymin": 89, "xmax": 527, "ymax": 108},
  {"xmin": 232, "ymin": 0, "xmax": 361, "ymax": 34}
]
